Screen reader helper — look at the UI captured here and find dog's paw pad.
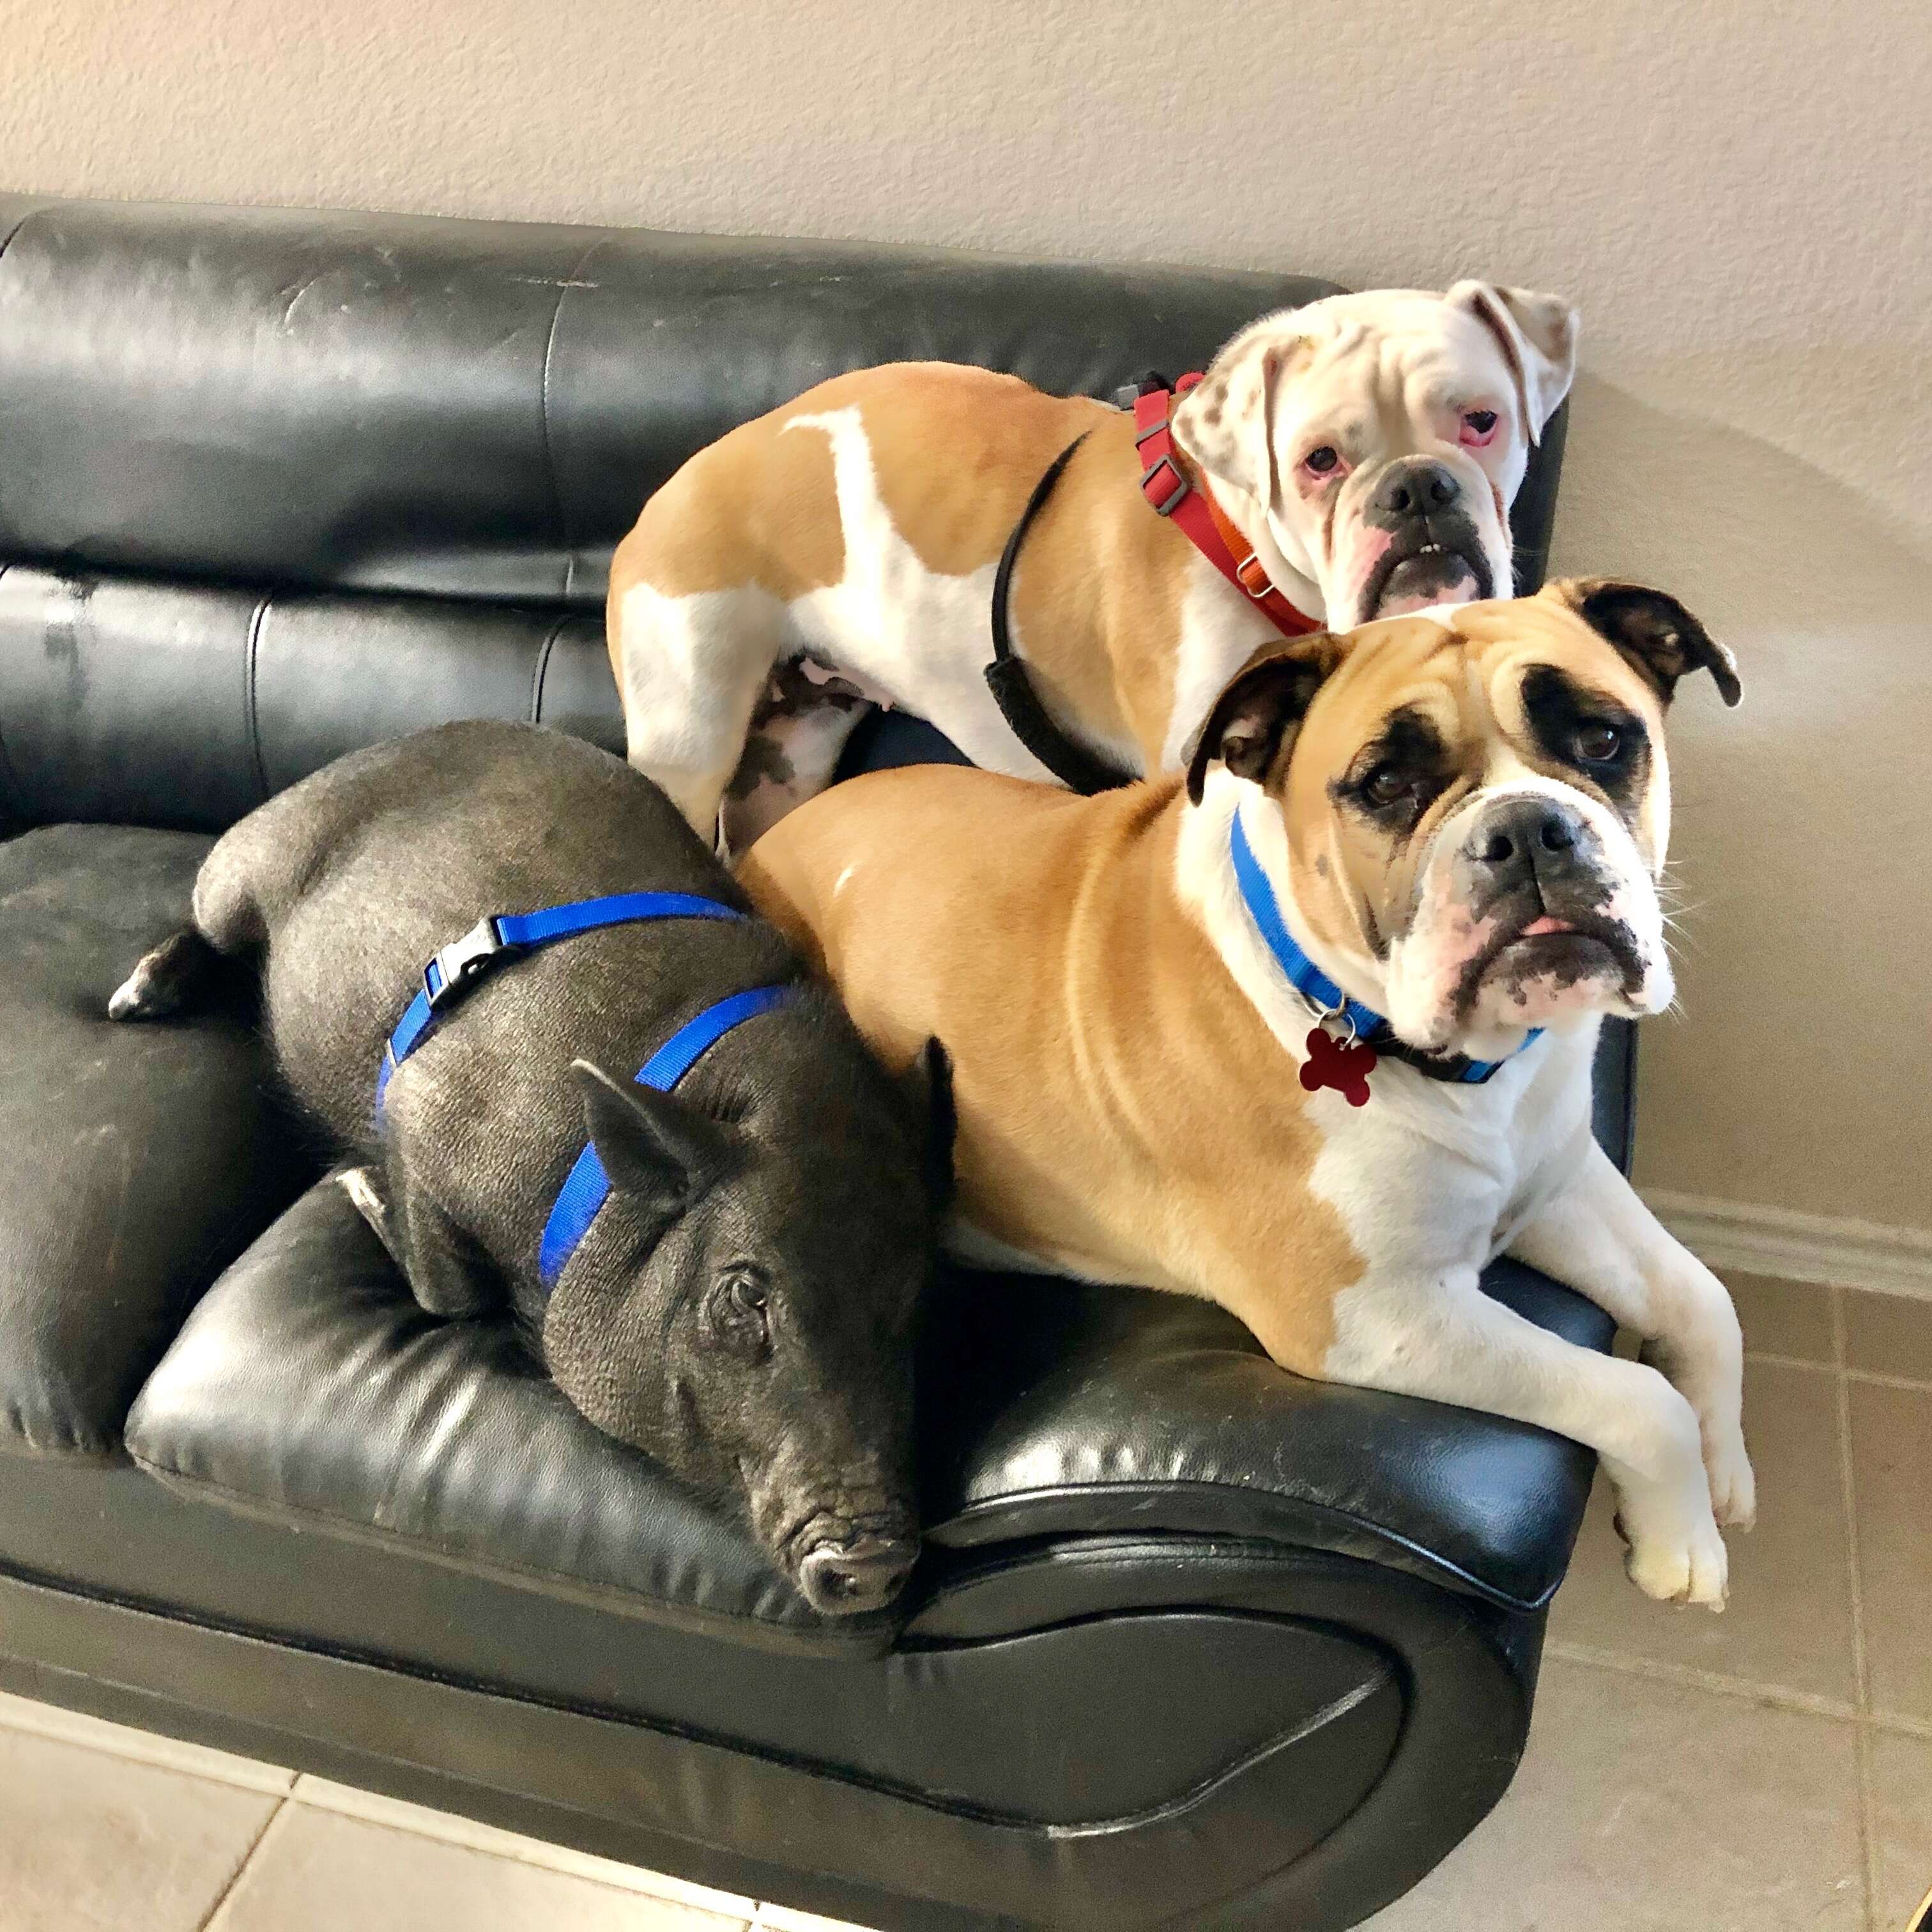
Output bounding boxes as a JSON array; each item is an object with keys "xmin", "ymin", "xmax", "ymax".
[
  {"xmin": 1709, "ymin": 1448, "xmax": 1757, "ymax": 1532},
  {"xmin": 1625, "ymin": 1516, "xmax": 1729, "ymax": 1611}
]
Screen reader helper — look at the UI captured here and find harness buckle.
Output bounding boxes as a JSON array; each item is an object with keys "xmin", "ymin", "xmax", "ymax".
[
  {"xmin": 1234, "ymin": 552, "xmax": 1275, "ymax": 599},
  {"xmin": 1140, "ymin": 456, "xmax": 1189, "ymax": 516},
  {"xmin": 425, "ymin": 917, "xmax": 514, "ymax": 1012}
]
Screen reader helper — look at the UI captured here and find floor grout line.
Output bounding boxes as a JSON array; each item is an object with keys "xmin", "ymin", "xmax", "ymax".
[
  {"xmin": 1743, "ymin": 1349, "xmax": 1836, "ymax": 1373},
  {"xmin": 1832, "ymin": 1285, "xmax": 1883, "ymax": 1932},
  {"xmin": 0, "ymin": 1692, "xmax": 295, "ymax": 1797},
  {"xmin": 1843, "ymin": 1365, "xmax": 1932, "ymax": 1395},
  {"xmin": 194, "ymin": 1795, "xmax": 290, "ymax": 1932},
  {"xmin": 286, "ymin": 1773, "xmax": 761, "ymax": 1915},
  {"xmin": 1544, "ymin": 1639, "xmax": 1865, "ymax": 1726}
]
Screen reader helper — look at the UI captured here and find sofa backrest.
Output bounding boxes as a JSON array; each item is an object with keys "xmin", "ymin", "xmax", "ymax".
[{"xmin": 0, "ymin": 193, "xmax": 1567, "ymax": 831}]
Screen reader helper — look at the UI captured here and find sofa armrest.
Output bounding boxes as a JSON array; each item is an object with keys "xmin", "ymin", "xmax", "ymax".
[{"xmin": 919, "ymin": 1258, "xmax": 1613, "ymax": 1616}]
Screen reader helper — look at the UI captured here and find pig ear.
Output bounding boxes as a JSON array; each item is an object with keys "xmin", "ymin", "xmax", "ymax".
[
  {"xmin": 572, "ymin": 1060, "xmax": 733, "ymax": 1211},
  {"xmin": 1184, "ymin": 633, "xmax": 1351, "ymax": 804},
  {"xmin": 1550, "ymin": 579, "xmax": 1742, "ymax": 708},
  {"xmin": 1445, "ymin": 282, "xmax": 1579, "ymax": 444}
]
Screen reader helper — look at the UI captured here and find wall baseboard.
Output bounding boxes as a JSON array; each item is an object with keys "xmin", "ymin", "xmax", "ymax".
[{"xmin": 1641, "ymin": 1191, "xmax": 1932, "ymax": 1301}]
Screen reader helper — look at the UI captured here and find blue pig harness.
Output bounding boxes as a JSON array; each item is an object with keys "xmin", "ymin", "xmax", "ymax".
[{"xmin": 375, "ymin": 892, "xmax": 792, "ymax": 1291}]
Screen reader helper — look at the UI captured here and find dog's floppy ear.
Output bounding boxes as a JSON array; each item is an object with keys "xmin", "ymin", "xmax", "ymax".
[
  {"xmin": 1549, "ymin": 578, "xmax": 1742, "ymax": 708},
  {"xmin": 1446, "ymin": 282, "xmax": 1579, "ymax": 444},
  {"xmin": 1185, "ymin": 634, "xmax": 1349, "ymax": 804},
  {"xmin": 1170, "ymin": 315, "xmax": 1310, "ymax": 513}
]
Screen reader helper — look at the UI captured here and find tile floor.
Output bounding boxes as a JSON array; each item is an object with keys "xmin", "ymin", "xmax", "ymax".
[{"xmin": 2, "ymin": 1273, "xmax": 1927, "ymax": 1932}]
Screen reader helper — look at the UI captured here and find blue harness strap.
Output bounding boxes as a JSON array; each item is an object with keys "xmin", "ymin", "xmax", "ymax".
[
  {"xmin": 1228, "ymin": 807, "xmax": 1538, "ymax": 1085},
  {"xmin": 373, "ymin": 889, "xmax": 793, "ymax": 1291},
  {"xmin": 536, "ymin": 982, "xmax": 793, "ymax": 1290},
  {"xmin": 376, "ymin": 891, "xmax": 746, "ymax": 1109}
]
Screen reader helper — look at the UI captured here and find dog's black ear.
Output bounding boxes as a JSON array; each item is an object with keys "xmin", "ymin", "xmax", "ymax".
[
  {"xmin": 1554, "ymin": 579, "xmax": 1742, "ymax": 709},
  {"xmin": 1184, "ymin": 635, "xmax": 1349, "ymax": 804}
]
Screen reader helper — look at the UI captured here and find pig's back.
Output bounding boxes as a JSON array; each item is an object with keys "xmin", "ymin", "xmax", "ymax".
[{"xmin": 241, "ymin": 721, "xmax": 783, "ymax": 1149}]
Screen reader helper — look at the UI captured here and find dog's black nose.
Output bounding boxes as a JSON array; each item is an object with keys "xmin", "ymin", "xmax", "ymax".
[
  {"xmin": 1374, "ymin": 457, "xmax": 1460, "ymax": 518},
  {"xmin": 1469, "ymin": 797, "xmax": 1586, "ymax": 880}
]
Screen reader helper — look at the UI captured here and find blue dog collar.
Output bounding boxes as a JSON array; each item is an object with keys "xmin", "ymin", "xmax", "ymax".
[
  {"xmin": 375, "ymin": 890, "xmax": 792, "ymax": 1289},
  {"xmin": 1228, "ymin": 807, "xmax": 1538, "ymax": 1085}
]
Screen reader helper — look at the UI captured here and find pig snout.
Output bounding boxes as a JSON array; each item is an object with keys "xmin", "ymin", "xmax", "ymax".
[{"xmin": 792, "ymin": 1511, "xmax": 919, "ymax": 1616}]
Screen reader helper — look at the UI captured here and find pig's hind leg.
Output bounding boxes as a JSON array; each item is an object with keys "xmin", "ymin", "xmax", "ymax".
[
  {"xmin": 107, "ymin": 811, "xmax": 282, "ymax": 1022},
  {"xmin": 107, "ymin": 928, "xmax": 224, "ymax": 1020},
  {"xmin": 341, "ymin": 1161, "xmax": 498, "ymax": 1321}
]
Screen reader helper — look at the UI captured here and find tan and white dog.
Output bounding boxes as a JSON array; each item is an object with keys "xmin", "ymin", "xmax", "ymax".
[
  {"xmin": 739, "ymin": 579, "xmax": 1754, "ymax": 1607},
  {"xmin": 609, "ymin": 284, "xmax": 1577, "ymax": 847}
]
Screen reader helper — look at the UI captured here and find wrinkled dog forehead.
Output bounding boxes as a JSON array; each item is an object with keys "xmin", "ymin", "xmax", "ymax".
[
  {"xmin": 1291, "ymin": 599, "xmax": 1673, "ymax": 781},
  {"xmin": 1257, "ymin": 289, "xmax": 1531, "ymax": 415}
]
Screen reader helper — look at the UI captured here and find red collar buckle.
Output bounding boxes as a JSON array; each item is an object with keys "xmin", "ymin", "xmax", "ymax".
[{"xmin": 1130, "ymin": 374, "xmax": 1323, "ymax": 640}]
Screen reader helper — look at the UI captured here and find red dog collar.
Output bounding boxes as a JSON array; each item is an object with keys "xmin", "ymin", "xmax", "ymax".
[{"xmin": 1133, "ymin": 374, "xmax": 1323, "ymax": 639}]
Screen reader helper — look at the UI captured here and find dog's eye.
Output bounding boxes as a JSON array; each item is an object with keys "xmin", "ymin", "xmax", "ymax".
[
  {"xmin": 1361, "ymin": 762, "xmax": 1414, "ymax": 807},
  {"xmin": 1302, "ymin": 445, "xmax": 1340, "ymax": 476},
  {"xmin": 1460, "ymin": 409, "xmax": 1499, "ymax": 446},
  {"xmin": 1574, "ymin": 721, "xmax": 1623, "ymax": 763}
]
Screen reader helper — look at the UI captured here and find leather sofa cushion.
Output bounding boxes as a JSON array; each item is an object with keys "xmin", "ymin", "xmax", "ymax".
[
  {"xmin": 0, "ymin": 568, "xmax": 620, "ymax": 835},
  {"xmin": 0, "ymin": 825, "xmax": 310, "ymax": 1459},
  {"xmin": 127, "ymin": 1174, "xmax": 1608, "ymax": 1658},
  {"xmin": 125, "ymin": 1179, "xmax": 898, "ymax": 1657}
]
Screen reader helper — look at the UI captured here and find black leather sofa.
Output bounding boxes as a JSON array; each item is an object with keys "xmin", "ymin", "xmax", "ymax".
[{"xmin": 0, "ymin": 193, "xmax": 1623, "ymax": 1931}]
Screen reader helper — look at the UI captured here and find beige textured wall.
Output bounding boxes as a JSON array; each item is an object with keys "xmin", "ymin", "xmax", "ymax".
[{"xmin": 5, "ymin": 0, "xmax": 1929, "ymax": 1230}]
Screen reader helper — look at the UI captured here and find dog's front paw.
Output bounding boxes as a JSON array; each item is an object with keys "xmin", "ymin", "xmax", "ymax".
[
  {"xmin": 1624, "ymin": 1510, "xmax": 1729, "ymax": 1611},
  {"xmin": 1705, "ymin": 1430, "xmax": 1756, "ymax": 1532}
]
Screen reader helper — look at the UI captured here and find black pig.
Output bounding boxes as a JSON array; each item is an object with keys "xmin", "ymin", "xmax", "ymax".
[{"xmin": 110, "ymin": 721, "xmax": 944, "ymax": 1616}]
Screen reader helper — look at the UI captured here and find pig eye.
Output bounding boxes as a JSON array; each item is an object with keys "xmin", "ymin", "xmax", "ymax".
[{"xmin": 709, "ymin": 1270, "xmax": 772, "ymax": 1363}]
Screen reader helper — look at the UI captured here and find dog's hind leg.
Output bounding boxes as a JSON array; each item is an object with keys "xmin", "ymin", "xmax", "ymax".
[
  {"xmin": 719, "ymin": 664, "xmax": 877, "ymax": 856},
  {"xmin": 611, "ymin": 580, "xmax": 787, "ymax": 842}
]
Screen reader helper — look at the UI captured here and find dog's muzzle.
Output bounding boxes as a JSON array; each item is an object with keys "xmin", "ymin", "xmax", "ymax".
[
  {"xmin": 1360, "ymin": 456, "xmax": 1492, "ymax": 617},
  {"xmin": 1449, "ymin": 793, "xmax": 1648, "ymax": 1016}
]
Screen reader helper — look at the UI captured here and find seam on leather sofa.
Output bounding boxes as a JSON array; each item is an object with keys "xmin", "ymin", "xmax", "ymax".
[
  {"xmin": 0, "ymin": 201, "xmax": 52, "ymax": 268},
  {"xmin": 528, "ymin": 611, "xmax": 572, "ymax": 723},
  {"xmin": 122, "ymin": 1447, "xmax": 898, "ymax": 1657},
  {"xmin": 930, "ymin": 1478, "xmax": 1566, "ymax": 1615},
  {"xmin": 537, "ymin": 237, "xmax": 610, "ymax": 605},
  {"xmin": 0, "ymin": 1551, "xmax": 1395, "ymax": 1839},
  {"xmin": 242, "ymin": 592, "xmax": 272, "ymax": 802}
]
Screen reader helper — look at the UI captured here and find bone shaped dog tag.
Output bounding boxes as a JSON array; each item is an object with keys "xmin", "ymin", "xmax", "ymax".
[{"xmin": 1300, "ymin": 1027, "xmax": 1377, "ymax": 1106}]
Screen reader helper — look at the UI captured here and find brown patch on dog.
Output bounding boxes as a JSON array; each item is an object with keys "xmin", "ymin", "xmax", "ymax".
[
  {"xmin": 739, "ymin": 767, "xmax": 1363, "ymax": 1373},
  {"xmin": 857, "ymin": 366, "xmax": 1098, "ymax": 578}
]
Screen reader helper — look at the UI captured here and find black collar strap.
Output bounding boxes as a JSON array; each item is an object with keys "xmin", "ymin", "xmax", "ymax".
[{"xmin": 986, "ymin": 431, "xmax": 1135, "ymax": 796}]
